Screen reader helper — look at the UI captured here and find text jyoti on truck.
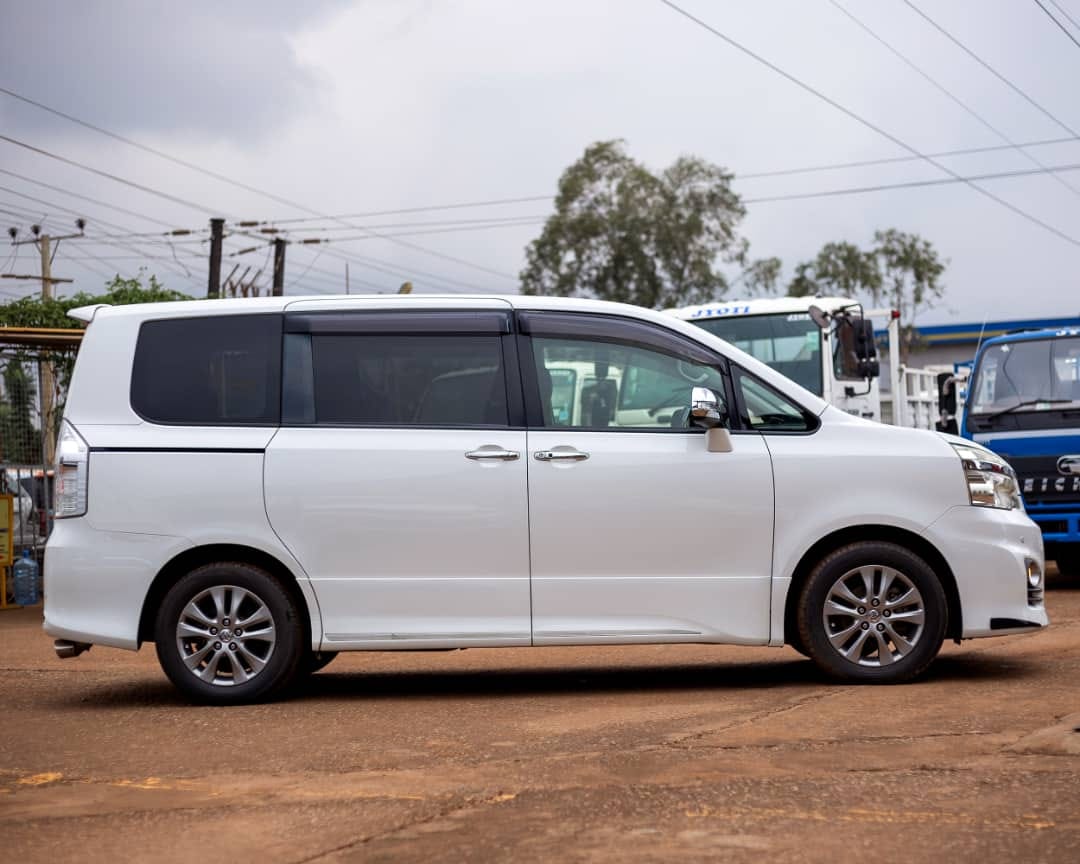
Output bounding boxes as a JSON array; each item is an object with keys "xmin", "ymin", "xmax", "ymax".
[{"xmin": 958, "ymin": 327, "xmax": 1080, "ymax": 578}]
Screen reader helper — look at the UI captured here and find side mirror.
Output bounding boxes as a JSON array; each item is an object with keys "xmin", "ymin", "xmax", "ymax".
[
  {"xmin": 937, "ymin": 372, "xmax": 957, "ymax": 414},
  {"xmin": 808, "ymin": 305, "xmax": 830, "ymax": 330},
  {"xmin": 858, "ymin": 359, "xmax": 880, "ymax": 379},
  {"xmin": 690, "ymin": 386, "xmax": 723, "ymax": 429},
  {"xmin": 853, "ymin": 319, "xmax": 877, "ymax": 361}
]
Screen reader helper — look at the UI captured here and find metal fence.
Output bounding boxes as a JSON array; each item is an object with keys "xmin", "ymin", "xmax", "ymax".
[{"xmin": 0, "ymin": 350, "xmax": 65, "ymax": 602}]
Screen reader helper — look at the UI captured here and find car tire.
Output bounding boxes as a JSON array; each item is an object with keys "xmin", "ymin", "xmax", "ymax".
[
  {"xmin": 155, "ymin": 562, "xmax": 304, "ymax": 705},
  {"xmin": 797, "ymin": 541, "xmax": 947, "ymax": 684}
]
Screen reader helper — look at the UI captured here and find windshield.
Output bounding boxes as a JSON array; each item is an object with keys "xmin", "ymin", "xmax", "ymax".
[
  {"xmin": 694, "ymin": 312, "xmax": 823, "ymax": 395},
  {"xmin": 969, "ymin": 335, "xmax": 1080, "ymax": 415}
]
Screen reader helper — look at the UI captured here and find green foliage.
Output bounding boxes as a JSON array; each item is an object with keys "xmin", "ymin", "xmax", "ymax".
[
  {"xmin": 787, "ymin": 230, "xmax": 945, "ymax": 323},
  {"xmin": 0, "ymin": 273, "xmax": 190, "ymax": 331},
  {"xmin": 521, "ymin": 140, "xmax": 756, "ymax": 309},
  {"xmin": 0, "ymin": 362, "xmax": 41, "ymax": 463}
]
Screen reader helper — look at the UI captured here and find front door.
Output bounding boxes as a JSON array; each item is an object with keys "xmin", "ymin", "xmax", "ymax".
[
  {"xmin": 519, "ymin": 311, "xmax": 775, "ymax": 645},
  {"xmin": 264, "ymin": 305, "xmax": 531, "ymax": 649}
]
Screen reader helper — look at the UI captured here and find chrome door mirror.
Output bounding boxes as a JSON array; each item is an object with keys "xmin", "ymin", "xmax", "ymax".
[{"xmin": 690, "ymin": 386, "xmax": 723, "ymax": 429}]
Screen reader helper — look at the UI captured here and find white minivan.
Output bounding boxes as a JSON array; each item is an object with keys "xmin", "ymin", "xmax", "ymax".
[{"xmin": 45, "ymin": 295, "xmax": 1047, "ymax": 704}]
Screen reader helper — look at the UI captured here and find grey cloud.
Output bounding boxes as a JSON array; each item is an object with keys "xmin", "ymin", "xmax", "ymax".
[{"xmin": 0, "ymin": 0, "xmax": 347, "ymax": 141}]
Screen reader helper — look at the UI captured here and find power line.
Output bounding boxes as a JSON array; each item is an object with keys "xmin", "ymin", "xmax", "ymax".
[
  {"xmin": 902, "ymin": 1, "xmax": 1080, "ymax": 137},
  {"xmin": 738, "ymin": 134, "xmax": 1080, "ymax": 179},
  {"xmin": 0, "ymin": 167, "xmax": 179, "ymax": 228},
  {"xmin": 657, "ymin": 0, "xmax": 1080, "ymax": 248},
  {"xmin": 742, "ymin": 161, "xmax": 1080, "ymax": 204},
  {"xmin": 258, "ymin": 214, "xmax": 550, "ymax": 233},
  {"xmin": 1049, "ymin": 0, "xmax": 1080, "ymax": 31},
  {"xmin": 828, "ymin": 0, "xmax": 1080, "ymax": 199},
  {"xmin": 1033, "ymin": 0, "xmax": 1080, "ymax": 49},
  {"xmin": 0, "ymin": 90, "xmax": 513, "ymax": 285},
  {"xmin": 0, "ymin": 134, "xmax": 227, "ymax": 216},
  {"xmin": 258, "ymin": 196, "xmax": 557, "ymax": 226}
]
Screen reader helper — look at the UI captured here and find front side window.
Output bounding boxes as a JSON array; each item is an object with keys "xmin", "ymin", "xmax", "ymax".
[
  {"xmin": 523, "ymin": 314, "xmax": 729, "ymax": 430},
  {"xmin": 734, "ymin": 367, "xmax": 816, "ymax": 432},
  {"xmin": 283, "ymin": 326, "xmax": 509, "ymax": 427},
  {"xmin": 131, "ymin": 314, "xmax": 281, "ymax": 425}
]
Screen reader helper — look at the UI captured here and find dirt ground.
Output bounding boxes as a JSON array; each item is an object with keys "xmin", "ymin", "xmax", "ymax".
[{"xmin": 1, "ymin": 572, "xmax": 1078, "ymax": 863}]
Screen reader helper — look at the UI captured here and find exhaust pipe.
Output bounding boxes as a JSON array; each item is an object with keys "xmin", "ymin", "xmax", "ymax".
[{"xmin": 54, "ymin": 639, "xmax": 90, "ymax": 659}]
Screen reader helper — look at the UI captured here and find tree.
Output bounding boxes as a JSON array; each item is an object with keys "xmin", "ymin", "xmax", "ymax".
[
  {"xmin": 872, "ymin": 229, "xmax": 946, "ymax": 326},
  {"xmin": 787, "ymin": 231, "xmax": 944, "ymax": 318},
  {"xmin": 786, "ymin": 231, "xmax": 946, "ymax": 360},
  {"xmin": 522, "ymin": 140, "xmax": 764, "ymax": 308},
  {"xmin": 0, "ymin": 272, "xmax": 189, "ymax": 330},
  {"xmin": 0, "ymin": 362, "xmax": 40, "ymax": 464}
]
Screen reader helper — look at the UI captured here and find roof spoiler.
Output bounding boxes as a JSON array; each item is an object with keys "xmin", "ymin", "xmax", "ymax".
[{"xmin": 67, "ymin": 303, "xmax": 110, "ymax": 323}]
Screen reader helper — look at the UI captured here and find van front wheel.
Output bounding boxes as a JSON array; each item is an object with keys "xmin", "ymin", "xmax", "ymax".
[
  {"xmin": 155, "ymin": 563, "xmax": 304, "ymax": 704},
  {"xmin": 797, "ymin": 542, "xmax": 947, "ymax": 683}
]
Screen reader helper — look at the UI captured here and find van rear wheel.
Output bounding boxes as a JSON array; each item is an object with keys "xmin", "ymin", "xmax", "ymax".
[
  {"xmin": 797, "ymin": 542, "xmax": 947, "ymax": 683},
  {"xmin": 155, "ymin": 563, "xmax": 304, "ymax": 704}
]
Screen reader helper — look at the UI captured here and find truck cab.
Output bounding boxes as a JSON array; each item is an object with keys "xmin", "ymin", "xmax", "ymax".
[
  {"xmin": 962, "ymin": 327, "xmax": 1080, "ymax": 577},
  {"xmin": 668, "ymin": 297, "xmax": 886, "ymax": 422}
]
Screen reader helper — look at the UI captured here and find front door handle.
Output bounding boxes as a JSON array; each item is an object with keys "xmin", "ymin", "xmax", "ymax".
[
  {"xmin": 533, "ymin": 449, "xmax": 589, "ymax": 462},
  {"xmin": 465, "ymin": 447, "xmax": 520, "ymax": 461}
]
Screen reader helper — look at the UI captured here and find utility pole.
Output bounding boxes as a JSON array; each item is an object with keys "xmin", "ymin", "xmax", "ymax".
[
  {"xmin": 38, "ymin": 235, "xmax": 56, "ymax": 464},
  {"xmin": 272, "ymin": 237, "xmax": 286, "ymax": 296},
  {"xmin": 208, "ymin": 217, "xmax": 224, "ymax": 298}
]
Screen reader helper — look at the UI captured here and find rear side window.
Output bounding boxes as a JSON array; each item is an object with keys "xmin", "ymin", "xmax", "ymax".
[
  {"xmin": 282, "ymin": 311, "xmax": 512, "ymax": 427},
  {"xmin": 131, "ymin": 314, "xmax": 282, "ymax": 425}
]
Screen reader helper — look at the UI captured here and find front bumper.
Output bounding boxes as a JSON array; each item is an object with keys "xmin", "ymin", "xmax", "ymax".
[{"xmin": 923, "ymin": 505, "xmax": 1048, "ymax": 638}]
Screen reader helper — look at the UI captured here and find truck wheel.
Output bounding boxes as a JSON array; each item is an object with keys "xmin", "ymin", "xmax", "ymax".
[
  {"xmin": 155, "ymin": 563, "xmax": 304, "ymax": 705},
  {"xmin": 797, "ymin": 542, "xmax": 947, "ymax": 683}
]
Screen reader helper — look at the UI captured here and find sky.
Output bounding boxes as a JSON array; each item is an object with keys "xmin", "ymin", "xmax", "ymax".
[{"xmin": 1, "ymin": 0, "xmax": 1079, "ymax": 325}]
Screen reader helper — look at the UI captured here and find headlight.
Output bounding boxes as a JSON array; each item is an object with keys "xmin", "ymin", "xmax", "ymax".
[{"xmin": 951, "ymin": 443, "xmax": 1022, "ymax": 511}]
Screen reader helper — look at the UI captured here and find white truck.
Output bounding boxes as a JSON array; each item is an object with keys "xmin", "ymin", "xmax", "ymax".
[{"xmin": 668, "ymin": 296, "xmax": 941, "ymax": 430}]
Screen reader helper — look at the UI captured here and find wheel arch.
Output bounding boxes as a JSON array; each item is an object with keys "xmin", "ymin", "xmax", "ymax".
[
  {"xmin": 138, "ymin": 544, "xmax": 317, "ymax": 648},
  {"xmin": 782, "ymin": 525, "xmax": 962, "ymax": 645}
]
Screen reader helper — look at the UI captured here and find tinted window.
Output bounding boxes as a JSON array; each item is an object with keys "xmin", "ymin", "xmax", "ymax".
[
  {"xmin": 296, "ymin": 333, "xmax": 508, "ymax": 426},
  {"xmin": 131, "ymin": 315, "xmax": 281, "ymax": 425},
  {"xmin": 532, "ymin": 336, "xmax": 728, "ymax": 429}
]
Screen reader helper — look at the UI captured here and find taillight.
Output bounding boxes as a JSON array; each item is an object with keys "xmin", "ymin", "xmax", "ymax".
[{"xmin": 55, "ymin": 420, "xmax": 89, "ymax": 518}]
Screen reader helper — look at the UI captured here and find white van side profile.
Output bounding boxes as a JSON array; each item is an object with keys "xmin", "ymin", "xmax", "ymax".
[{"xmin": 45, "ymin": 295, "xmax": 1048, "ymax": 704}]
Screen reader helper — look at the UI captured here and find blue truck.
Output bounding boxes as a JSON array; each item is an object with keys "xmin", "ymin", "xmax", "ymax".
[{"xmin": 957, "ymin": 327, "xmax": 1080, "ymax": 578}]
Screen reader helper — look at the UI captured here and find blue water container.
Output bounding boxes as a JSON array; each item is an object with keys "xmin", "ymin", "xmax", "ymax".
[{"xmin": 12, "ymin": 550, "xmax": 39, "ymax": 606}]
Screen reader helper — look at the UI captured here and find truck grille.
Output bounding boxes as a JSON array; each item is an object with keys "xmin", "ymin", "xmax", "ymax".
[{"xmin": 1006, "ymin": 455, "xmax": 1080, "ymax": 506}]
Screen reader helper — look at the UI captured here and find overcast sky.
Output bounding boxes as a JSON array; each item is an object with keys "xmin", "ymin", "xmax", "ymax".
[{"xmin": 1, "ymin": 0, "xmax": 1078, "ymax": 325}]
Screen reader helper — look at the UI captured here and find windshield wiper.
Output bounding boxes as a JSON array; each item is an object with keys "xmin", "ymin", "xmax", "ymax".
[{"xmin": 979, "ymin": 398, "xmax": 1077, "ymax": 421}]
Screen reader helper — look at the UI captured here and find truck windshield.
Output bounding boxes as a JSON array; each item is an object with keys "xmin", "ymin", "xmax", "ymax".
[
  {"xmin": 694, "ymin": 313, "xmax": 823, "ymax": 396},
  {"xmin": 969, "ymin": 336, "xmax": 1080, "ymax": 415}
]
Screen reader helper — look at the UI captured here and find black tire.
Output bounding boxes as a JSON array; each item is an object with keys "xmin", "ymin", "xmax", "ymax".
[
  {"xmin": 787, "ymin": 630, "xmax": 811, "ymax": 658},
  {"xmin": 797, "ymin": 541, "xmax": 947, "ymax": 684},
  {"xmin": 155, "ymin": 562, "xmax": 304, "ymax": 705},
  {"xmin": 303, "ymin": 650, "xmax": 338, "ymax": 675}
]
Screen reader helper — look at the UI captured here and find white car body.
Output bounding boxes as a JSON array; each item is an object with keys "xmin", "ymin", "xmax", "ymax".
[{"xmin": 44, "ymin": 295, "xmax": 1047, "ymax": 699}]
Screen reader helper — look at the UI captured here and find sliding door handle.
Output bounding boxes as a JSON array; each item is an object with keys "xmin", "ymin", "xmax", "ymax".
[
  {"xmin": 533, "ymin": 449, "xmax": 589, "ymax": 462},
  {"xmin": 465, "ymin": 447, "xmax": 520, "ymax": 461}
]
